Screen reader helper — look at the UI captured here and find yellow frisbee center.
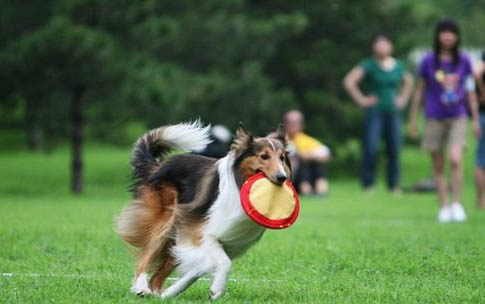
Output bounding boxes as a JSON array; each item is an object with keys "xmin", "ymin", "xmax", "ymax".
[{"xmin": 248, "ymin": 178, "xmax": 296, "ymax": 220}]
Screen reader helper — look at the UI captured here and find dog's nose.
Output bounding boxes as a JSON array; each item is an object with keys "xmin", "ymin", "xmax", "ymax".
[{"xmin": 276, "ymin": 174, "xmax": 287, "ymax": 184}]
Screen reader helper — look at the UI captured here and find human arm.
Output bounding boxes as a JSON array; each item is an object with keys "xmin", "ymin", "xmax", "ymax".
[
  {"xmin": 299, "ymin": 145, "xmax": 331, "ymax": 163},
  {"xmin": 475, "ymin": 62, "xmax": 485, "ymax": 102},
  {"xmin": 396, "ymin": 71, "xmax": 414, "ymax": 109},
  {"xmin": 342, "ymin": 65, "xmax": 377, "ymax": 107},
  {"xmin": 468, "ymin": 91, "xmax": 481, "ymax": 138},
  {"xmin": 466, "ymin": 75, "xmax": 481, "ymax": 139},
  {"xmin": 408, "ymin": 78, "xmax": 425, "ymax": 139}
]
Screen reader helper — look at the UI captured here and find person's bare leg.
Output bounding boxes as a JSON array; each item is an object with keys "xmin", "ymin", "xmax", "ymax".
[
  {"xmin": 475, "ymin": 167, "xmax": 485, "ymax": 208},
  {"xmin": 300, "ymin": 181, "xmax": 313, "ymax": 195},
  {"xmin": 315, "ymin": 178, "xmax": 328, "ymax": 195},
  {"xmin": 449, "ymin": 145, "xmax": 463, "ymax": 203},
  {"xmin": 432, "ymin": 152, "xmax": 448, "ymax": 207}
]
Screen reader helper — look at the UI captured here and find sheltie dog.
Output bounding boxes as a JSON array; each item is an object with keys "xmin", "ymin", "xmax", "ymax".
[{"xmin": 116, "ymin": 121, "xmax": 291, "ymax": 299}]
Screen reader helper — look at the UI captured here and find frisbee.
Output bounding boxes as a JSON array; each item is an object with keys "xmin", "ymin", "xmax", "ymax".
[{"xmin": 240, "ymin": 172, "xmax": 300, "ymax": 229}]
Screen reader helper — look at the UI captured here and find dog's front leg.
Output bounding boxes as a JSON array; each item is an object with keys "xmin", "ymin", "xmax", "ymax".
[
  {"xmin": 160, "ymin": 270, "xmax": 200, "ymax": 299},
  {"xmin": 207, "ymin": 239, "xmax": 232, "ymax": 300}
]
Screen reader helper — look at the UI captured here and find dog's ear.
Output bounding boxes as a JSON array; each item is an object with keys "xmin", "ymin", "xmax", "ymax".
[
  {"xmin": 268, "ymin": 123, "xmax": 287, "ymax": 145},
  {"xmin": 231, "ymin": 122, "xmax": 254, "ymax": 152},
  {"xmin": 276, "ymin": 123, "xmax": 287, "ymax": 142}
]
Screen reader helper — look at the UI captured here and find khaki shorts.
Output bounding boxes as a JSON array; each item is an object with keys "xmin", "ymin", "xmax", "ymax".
[{"xmin": 422, "ymin": 117, "xmax": 468, "ymax": 152}]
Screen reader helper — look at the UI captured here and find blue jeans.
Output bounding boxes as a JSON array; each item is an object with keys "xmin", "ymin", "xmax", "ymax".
[
  {"xmin": 361, "ymin": 109, "xmax": 401, "ymax": 189},
  {"xmin": 476, "ymin": 113, "xmax": 485, "ymax": 168}
]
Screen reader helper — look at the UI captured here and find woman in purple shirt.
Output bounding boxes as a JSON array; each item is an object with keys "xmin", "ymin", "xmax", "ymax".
[{"xmin": 409, "ymin": 19, "xmax": 481, "ymax": 223}]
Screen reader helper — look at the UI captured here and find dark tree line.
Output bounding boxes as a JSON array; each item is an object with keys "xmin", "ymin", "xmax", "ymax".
[{"xmin": 1, "ymin": 0, "xmax": 483, "ymax": 193}]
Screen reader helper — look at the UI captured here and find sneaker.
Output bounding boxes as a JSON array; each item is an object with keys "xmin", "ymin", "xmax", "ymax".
[
  {"xmin": 438, "ymin": 206, "xmax": 452, "ymax": 223},
  {"xmin": 450, "ymin": 202, "xmax": 467, "ymax": 222}
]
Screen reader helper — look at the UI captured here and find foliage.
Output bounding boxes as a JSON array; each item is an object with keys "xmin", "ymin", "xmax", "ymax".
[{"xmin": 2, "ymin": 0, "xmax": 485, "ymax": 190}]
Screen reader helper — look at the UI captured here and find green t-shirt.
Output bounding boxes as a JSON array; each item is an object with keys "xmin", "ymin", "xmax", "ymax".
[{"xmin": 360, "ymin": 58, "xmax": 406, "ymax": 112}]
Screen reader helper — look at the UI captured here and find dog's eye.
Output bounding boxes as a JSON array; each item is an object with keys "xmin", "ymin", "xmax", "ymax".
[
  {"xmin": 261, "ymin": 154, "xmax": 269, "ymax": 160},
  {"xmin": 280, "ymin": 155, "xmax": 285, "ymax": 161}
]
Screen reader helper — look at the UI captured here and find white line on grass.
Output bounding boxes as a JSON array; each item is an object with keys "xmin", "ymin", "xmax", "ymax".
[{"xmin": 1, "ymin": 272, "xmax": 283, "ymax": 283}]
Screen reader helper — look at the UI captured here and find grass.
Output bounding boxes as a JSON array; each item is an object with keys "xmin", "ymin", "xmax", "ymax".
[{"xmin": 1, "ymin": 142, "xmax": 485, "ymax": 303}]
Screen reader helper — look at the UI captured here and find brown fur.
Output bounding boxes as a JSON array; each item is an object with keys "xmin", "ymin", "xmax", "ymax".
[
  {"xmin": 149, "ymin": 247, "xmax": 175, "ymax": 293},
  {"xmin": 237, "ymin": 138, "xmax": 291, "ymax": 184},
  {"xmin": 117, "ymin": 122, "xmax": 291, "ymax": 296},
  {"xmin": 117, "ymin": 176, "xmax": 213, "ymax": 292},
  {"xmin": 116, "ymin": 182, "xmax": 178, "ymax": 288}
]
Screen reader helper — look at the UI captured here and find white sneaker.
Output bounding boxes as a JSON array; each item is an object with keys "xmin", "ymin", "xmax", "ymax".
[
  {"xmin": 450, "ymin": 202, "xmax": 467, "ymax": 222},
  {"xmin": 438, "ymin": 206, "xmax": 452, "ymax": 223}
]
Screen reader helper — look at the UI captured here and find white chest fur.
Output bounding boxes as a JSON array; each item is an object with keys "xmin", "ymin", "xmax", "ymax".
[{"xmin": 203, "ymin": 153, "xmax": 265, "ymax": 258}]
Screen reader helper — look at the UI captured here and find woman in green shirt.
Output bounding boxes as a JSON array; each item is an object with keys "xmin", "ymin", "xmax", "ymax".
[{"xmin": 343, "ymin": 34, "xmax": 413, "ymax": 192}]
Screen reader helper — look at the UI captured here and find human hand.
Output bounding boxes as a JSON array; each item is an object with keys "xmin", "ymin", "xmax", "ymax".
[
  {"xmin": 396, "ymin": 95, "xmax": 407, "ymax": 110},
  {"xmin": 299, "ymin": 152, "xmax": 313, "ymax": 161},
  {"xmin": 408, "ymin": 118, "xmax": 419, "ymax": 139},
  {"xmin": 359, "ymin": 95, "xmax": 377, "ymax": 108},
  {"xmin": 474, "ymin": 119, "xmax": 482, "ymax": 139}
]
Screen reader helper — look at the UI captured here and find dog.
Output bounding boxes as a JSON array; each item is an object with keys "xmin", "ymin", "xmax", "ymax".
[{"xmin": 116, "ymin": 121, "xmax": 291, "ymax": 300}]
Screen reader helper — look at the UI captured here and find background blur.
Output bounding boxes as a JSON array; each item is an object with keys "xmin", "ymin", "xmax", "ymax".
[{"xmin": 2, "ymin": 0, "xmax": 485, "ymax": 193}]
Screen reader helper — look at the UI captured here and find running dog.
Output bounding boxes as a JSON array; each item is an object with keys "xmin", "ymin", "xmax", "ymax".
[{"xmin": 116, "ymin": 121, "xmax": 291, "ymax": 299}]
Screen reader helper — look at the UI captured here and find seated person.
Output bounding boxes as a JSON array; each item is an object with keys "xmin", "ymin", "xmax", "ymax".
[{"xmin": 283, "ymin": 110, "xmax": 331, "ymax": 196}]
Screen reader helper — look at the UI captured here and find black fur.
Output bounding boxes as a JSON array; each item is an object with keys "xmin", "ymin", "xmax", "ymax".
[
  {"xmin": 130, "ymin": 133, "xmax": 171, "ymax": 195},
  {"xmin": 148, "ymin": 154, "xmax": 217, "ymax": 204},
  {"xmin": 232, "ymin": 146, "xmax": 256, "ymax": 172},
  {"xmin": 189, "ymin": 172, "xmax": 220, "ymax": 216},
  {"xmin": 130, "ymin": 128, "xmax": 221, "ymax": 217},
  {"xmin": 130, "ymin": 123, "xmax": 289, "ymax": 219}
]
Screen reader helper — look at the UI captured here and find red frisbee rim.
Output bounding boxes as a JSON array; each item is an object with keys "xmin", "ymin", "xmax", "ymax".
[{"xmin": 240, "ymin": 172, "xmax": 300, "ymax": 229}]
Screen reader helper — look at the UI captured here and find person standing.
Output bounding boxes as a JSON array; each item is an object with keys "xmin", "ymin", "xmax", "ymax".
[
  {"xmin": 343, "ymin": 34, "xmax": 413, "ymax": 193},
  {"xmin": 409, "ymin": 19, "xmax": 481, "ymax": 222},
  {"xmin": 474, "ymin": 51, "xmax": 485, "ymax": 209}
]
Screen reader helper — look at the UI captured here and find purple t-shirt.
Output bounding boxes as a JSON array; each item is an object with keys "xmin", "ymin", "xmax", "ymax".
[{"xmin": 419, "ymin": 52, "xmax": 473, "ymax": 119}]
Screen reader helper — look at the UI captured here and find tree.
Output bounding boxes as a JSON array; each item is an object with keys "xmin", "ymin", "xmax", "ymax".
[{"xmin": 0, "ymin": 0, "xmax": 306, "ymax": 193}]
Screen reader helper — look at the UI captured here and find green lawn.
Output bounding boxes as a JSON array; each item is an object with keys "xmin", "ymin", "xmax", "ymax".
[{"xmin": 1, "ymin": 143, "xmax": 485, "ymax": 303}]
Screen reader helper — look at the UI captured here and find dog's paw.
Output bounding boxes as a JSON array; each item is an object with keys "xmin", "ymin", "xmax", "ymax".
[
  {"xmin": 210, "ymin": 290, "xmax": 224, "ymax": 301},
  {"xmin": 160, "ymin": 291, "xmax": 171, "ymax": 299},
  {"xmin": 150, "ymin": 288, "xmax": 162, "ymax": 296},
  {"xmin": 130, "ymin": 285, "xmax": 152, "ymax": 297},
  {"xmin": 131, "ymin": 272, "xmax": 152, "ymax": 296}
]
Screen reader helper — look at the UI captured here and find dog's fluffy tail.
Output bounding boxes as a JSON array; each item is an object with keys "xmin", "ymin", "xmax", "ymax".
[
  {"xmin": 116, "ymin": 182, "xmax": 178, "ymax": 249},
  {"xmin": 118, "ymin": 121, "xmax": 210, "ymax": 249},
  {"xmin": 131, "ymin": 120, "xmax": 212, "ymax": 188}
]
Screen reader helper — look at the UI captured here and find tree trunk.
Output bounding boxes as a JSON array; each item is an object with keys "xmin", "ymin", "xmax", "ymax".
[
  {"xmin": 71, "ymin": 86, "xmax": 85, "ymax": 194},
  {"xmin": 25, "ymin": 99, "xmax": 43, "ymax": 151}
]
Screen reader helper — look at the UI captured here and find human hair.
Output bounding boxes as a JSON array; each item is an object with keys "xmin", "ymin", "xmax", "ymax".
[
  {"xmin": 371, "ymin": 33, "xmax": 392, "ymax": 49},
  {"xmin": 372, "ymin": 33, "xmax": 392, "ymax": 44},
  {"xmin": 433, "ymin": 18, "xmax": 460, "ymax": 68},
  {"xmin": 282, "ymin": 110, "xmax": 304, "ymax": 124}
]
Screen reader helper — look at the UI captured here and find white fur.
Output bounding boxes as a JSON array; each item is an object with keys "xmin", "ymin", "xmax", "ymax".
[
  {"xmin": 161, "ymin": 120, "xmax": 212, "ymax": 152},
  {"xmin": 131, "ymin": 272, "xmax": 151, "ymax": 295},
  {"xmin": 205, "ymin": 152, "xmax": 265, "ymax": 255},
  {"xmin": 278, "ymin": 162, "xmax": 287, "ymax": 179},
  {"xmin": 265, "ymin": 138, "xmax": 276, "ymax": 151},
  {"xmin": 167, "ymin": 151, "xmax": 265, "ymax": 299}
]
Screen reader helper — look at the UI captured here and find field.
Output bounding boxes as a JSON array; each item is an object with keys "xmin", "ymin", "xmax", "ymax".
[{"xmin": 1, "ymin": 142, "xmax": 485, "ymax": 303}]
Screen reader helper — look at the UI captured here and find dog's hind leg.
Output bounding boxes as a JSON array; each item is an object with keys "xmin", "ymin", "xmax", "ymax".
[
  {"xmin": 149, "ymin": 252, "xmax": 175, "ymax": 295},
  {"xmin": 132, "ymin": 228, "xmax": 175, "ymax": 295},
  {"xmin": 123, "ymin": 183, "xmax": 177, "ymax": 296},
  {"xmin": 131, "ymin": 245, "xmax": 159, "ymax": 296}
]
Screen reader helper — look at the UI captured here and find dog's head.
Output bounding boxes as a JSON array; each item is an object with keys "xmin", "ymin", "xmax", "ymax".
[{"xmin": 231, "ymin": 122, "xmax": 291, "ymax": 187}]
